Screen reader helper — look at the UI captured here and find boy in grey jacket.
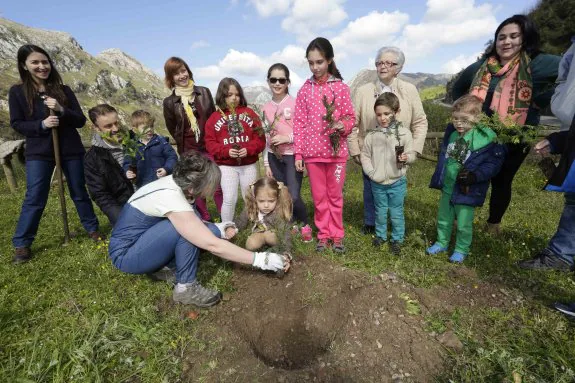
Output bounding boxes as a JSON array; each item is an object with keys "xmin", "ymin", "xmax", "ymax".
[{"xmin": 361, "ymin": 93, "xmax": 416, "ymax": 254}]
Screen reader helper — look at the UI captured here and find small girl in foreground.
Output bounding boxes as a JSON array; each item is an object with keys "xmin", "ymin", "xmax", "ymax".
[{"xmin": 234, "ymin": 177, "xmax": 293, "ymax": 253}]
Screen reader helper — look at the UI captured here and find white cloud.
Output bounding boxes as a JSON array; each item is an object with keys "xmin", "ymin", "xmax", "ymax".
[
  {"xmin": 269, "ymin": 45, "xmax": 307, "ymax": 69},
  {"xmin": 218, "ymin": 49, "xmax": 269, "ymax": 76},
  {"xmin": 396, "ymin": 0, "xmax": 498, "ymax": 60},
  {"xmin": 331, "ymin": 11, "xmax": 409, "ymax": 59},
  {"xmin": 441, "ymin": 52, "xmax": 481, "ymax": 74},
  {"xmin": 281, "ymin": 0, "xmax": 347, "ymax": 42},
  {"xmin": 195, "ymin": 65, "xmax": 221, "ymax": 80},
  {"xmin": 249, "ymin": 0, "xmax": 292, "ymax": 17},
  {"xmin": 190, "ymin": 40, "xmax": 210, "ymax": 50},
  {"xmin": 193, "ymin": 45, "xmax": 309, "ymax": 92}
]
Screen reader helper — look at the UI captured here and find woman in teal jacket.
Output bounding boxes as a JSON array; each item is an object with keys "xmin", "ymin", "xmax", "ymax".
[{"xmin": 452, "ymin": 14, "xmax": 560, "ymax": 233}]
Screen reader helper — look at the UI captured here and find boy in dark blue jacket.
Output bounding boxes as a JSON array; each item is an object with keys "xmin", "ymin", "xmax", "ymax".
[
  {"xmin": 427, "ymin": 95, "xmax": 505, "ymax": 263},
  {"xmin": 124, "ymin": 110, "xmax": 178, "ymax": 188}
]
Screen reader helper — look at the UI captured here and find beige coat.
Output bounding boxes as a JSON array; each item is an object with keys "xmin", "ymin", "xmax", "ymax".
[
  {"xmin": 348, "ymin": 77, "xmax": 428, "ymax": 156},
  {"xmin": 361, "ymin": 124, "xmax": 416, "ymax": 185}
]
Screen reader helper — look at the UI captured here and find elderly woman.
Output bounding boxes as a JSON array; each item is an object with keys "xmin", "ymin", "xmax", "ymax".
[
  {"xmin": 348, "ymin": 46, "xmax": 428, "ymax": 235},
  {"xmin": 163, "ymin": 57, "xmax": 223, "ymax": 221},
  {"xmin": 109, "ymin": 151, "xmax": 290, "ymax": 308},
  {"xmin": 452, "ymin": 14, "xmax": 560, "ymax": 233}
]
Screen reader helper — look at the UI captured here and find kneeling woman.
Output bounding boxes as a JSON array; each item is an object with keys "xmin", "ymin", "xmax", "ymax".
[{"xmin": 109, "ymin": 151, "xmax": 290, "ymax": 307}]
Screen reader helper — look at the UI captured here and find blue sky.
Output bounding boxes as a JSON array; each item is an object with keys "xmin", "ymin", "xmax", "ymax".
[{"xmin": 1, "ymin": 0, "xmax": 539, "ymax": 91}]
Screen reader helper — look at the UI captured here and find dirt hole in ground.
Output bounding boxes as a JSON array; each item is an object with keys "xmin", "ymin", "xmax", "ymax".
[{"xmin": 181, "ymin": 255, "xmax": 514, "ymax": 382}]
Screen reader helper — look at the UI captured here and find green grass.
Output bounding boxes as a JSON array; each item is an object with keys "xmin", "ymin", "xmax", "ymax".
[
  {"xmin": 420, "ymin": 85, "xmax": 447, "ymax": 101},
  {"xmin": 1, "ymin": 158, "xmax": 574, "ymax": 382}
]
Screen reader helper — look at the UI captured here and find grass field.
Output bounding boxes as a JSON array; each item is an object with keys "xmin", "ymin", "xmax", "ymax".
[{"xmin": 1, "ymin": 157, "xmax": 574, "ymax": 382}]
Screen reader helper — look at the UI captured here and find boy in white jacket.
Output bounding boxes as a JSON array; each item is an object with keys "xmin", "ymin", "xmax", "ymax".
[{"xmin": 361, "ymin": 93, "xmax": 416, "ymax": 255}]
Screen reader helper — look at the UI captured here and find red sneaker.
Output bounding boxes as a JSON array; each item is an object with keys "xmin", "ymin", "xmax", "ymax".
[{"xmin": 332, "ymin": 238, "xmax": 345, "ymax": 253}]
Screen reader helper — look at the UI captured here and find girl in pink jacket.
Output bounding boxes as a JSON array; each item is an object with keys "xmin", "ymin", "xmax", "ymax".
[{"xmin": 294, "ymin": 37, "xmax": 355, "ymax": 253}]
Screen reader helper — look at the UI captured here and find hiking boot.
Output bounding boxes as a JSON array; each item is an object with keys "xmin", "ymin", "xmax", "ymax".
[
  {"xmin": 301, "ymin": 225, "xmax": 313, "ymax": 242},
  {"xmin": 390, "ymin": 241, "xmax": 401, "ymax": 256},
  {"xmin": 332, "ymin": 238, "xmax": 345, "ymax": 254},
  {"xmin": 89, "ymin": 231, "xmax": 106, "ymax": 242},
  {"xmin": 449, "ymin": 251, "xmax": 467, "ymax": 263},
  {"xmin": 316, "ymin": 238, "xmax": 329, "ymax": 252},
  {"xmin": 173, "ymin": 281, "xmax": 222, "ymax": 307},
  {"xmin": 147, "ymin": 266, "xmax": 176, "ymax": 284},
  {"xmin": 517, "ymin": 252, "xmax": 573, "ymax": 272},
  {"xmin": 426, "ymin": 242, "xmax": 448, "ymax": 255},
  {"xmin": 373, "ymin": 237, "xmax": 386, "ymax": 247},
  {"xmin": 554, "ymin": 302, "xmax": 575, "ymax": 318},
  {"xmin": 361, "ymin": 224, "xmax": 375, "ymax": 235},
  {"xmin": 13, "ymin": 247, "xmax": 32, "ymax": 264},
  {"xmin": 485, "ymin": 222, "xmax": 501, "ymax": 235}
]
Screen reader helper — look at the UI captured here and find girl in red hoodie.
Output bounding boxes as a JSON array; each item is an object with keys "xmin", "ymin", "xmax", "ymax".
[
  {"xmin": 294, "ymin": 37, "xmax": 355, "ymax": 253},
  {"xmin": 205, "ymin": 78, "xmax": 266, "ymax": 222}
]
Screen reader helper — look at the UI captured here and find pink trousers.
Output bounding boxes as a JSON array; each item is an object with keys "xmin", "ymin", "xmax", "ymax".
[
  {"xmin": 194, "ymin": 151, "xmax": 223, "ymax": 221},
  {"xmin": 306, "ymin": 162, "xmax": 347, "ymax": 240}
]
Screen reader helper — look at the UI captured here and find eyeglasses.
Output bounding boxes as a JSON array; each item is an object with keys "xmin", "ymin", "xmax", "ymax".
[
  {"xmin": 451, "ymin": 118, "xmax": 473, "ymax": 125},
  {"xmin": 375, "ymin": 61, "xmax": 398, "ymax": 68},
  {"xmin": 269, "ymin": 77, "xmax": 288, "ymax": 84}
]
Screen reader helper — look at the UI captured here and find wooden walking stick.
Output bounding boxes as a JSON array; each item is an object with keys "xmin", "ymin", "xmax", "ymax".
[{"xmin": 41, "ymin": 93, "xmax": 70, "ymax": 244}]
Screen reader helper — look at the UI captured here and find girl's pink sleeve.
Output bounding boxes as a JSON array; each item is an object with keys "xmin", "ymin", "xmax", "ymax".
[
  {"xmin": 293, "ymin": 89, "xmax": 307, "ymax": 161},
  {"xmin": 338, "ymin": 85, "xmax": 356, "ymax": 138}
]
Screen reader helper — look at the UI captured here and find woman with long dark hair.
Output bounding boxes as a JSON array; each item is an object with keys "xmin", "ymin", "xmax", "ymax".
[
  {"xmin": 452, "ymin": 15, "xmax": 560, "ymax": 233},
  {"xmin": 9, "ymin": 44, "xmax": 101, "ymax": 264}
]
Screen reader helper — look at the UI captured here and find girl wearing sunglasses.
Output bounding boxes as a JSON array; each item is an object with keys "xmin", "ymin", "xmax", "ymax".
[{"xmin": 262, "ymin": 63, "xmax": 309, "ymax": 228}]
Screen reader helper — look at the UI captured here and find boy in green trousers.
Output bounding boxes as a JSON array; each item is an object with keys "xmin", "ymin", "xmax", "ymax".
[{"xmin": 427, "ymin": 95, "xmax": 505, "ymax": 263}]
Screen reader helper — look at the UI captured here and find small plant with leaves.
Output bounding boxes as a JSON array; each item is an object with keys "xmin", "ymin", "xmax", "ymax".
[
  {"xmin": 217, "ymin": 104, "xmax": 248, "ymax": 164},
  {"xmin": 102, "ymin": 128, "xmax": 145, "ymax": 179},
  {"xmin": 384, "ymin": 119, "xmax": 406, "ymax": 169},
  {"xmin": 322, "ymin": 91, "xmax": 348, "ymax": 156},
  {"xmin": 478, "ymin": 112, "xmax": 538, "ymax": 147},
  {"xmin": 252, "ymin": 104, "xmax": 282, "ymax": 159},
  {"xmin": 446, "ymin": 134, "xmax": 472, "ymax": 194}
]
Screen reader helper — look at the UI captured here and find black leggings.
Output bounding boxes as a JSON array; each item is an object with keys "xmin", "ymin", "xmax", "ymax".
[{"xmin": 488, "ymin": 143, "xmax": 530, "ymax": 224}]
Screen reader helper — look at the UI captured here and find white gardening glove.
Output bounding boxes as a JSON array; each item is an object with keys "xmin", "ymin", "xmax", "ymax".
[
  {"xmin": 252, "ymin": 252, "xmax": 285, "ymax": 271},
  {"xmin": 213, "ymin": 221, "xmax": 238, "ymax": 239}
]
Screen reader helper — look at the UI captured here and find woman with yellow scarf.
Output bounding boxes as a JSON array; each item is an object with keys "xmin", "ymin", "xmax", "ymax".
[
  {"xmin": 452, "ymin": 14, "xmax": 560, "ymax": 234},
  {"xmin": 163, "ymin": 57, "xmax": 223, "ymax": 221}
]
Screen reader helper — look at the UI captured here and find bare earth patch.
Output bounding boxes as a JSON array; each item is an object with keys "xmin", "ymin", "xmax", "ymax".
[{"xmin": 179, "ymin": 255, "xmax": 515, "ymax": 382}]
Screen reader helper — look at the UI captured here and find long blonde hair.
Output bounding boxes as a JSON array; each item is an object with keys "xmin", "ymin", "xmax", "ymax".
[{"xmin": 245, "ymin": 177, "xmax": 292, "ymax": 222}]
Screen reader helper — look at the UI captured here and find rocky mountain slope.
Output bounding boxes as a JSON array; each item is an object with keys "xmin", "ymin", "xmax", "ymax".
[
  {"xmin": 347, "ymin": 69, "xmax": 452, "ymax": 98},
  {"xmin": 0, "ymin": 18, "xmax": 168, "ymax": 141}
]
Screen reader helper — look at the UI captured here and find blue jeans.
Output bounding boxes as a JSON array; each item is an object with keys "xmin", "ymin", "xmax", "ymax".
[
  {"xmin": 268, "ymin": 153, "xmax": 308, "ymax": 224},
  {"xmin": 13, "ymin": 159, "xmax": 99, "ymax": 247},
  {"xmin": 548, "ymin": 193, "xmax": 575, "ymax": 265},
  {"xmin": 362, "ymin": 170, "xmax": 376, "ymax": 226},
  {"xmin": 109, "ymin": 204, "xmax": 221, "ymax": 283},
  {"xmin": 371, "ymin": 177, "xmax": 407, "ymax": 242}
]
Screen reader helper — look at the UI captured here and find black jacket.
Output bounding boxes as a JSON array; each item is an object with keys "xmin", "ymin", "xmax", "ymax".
[
  {"xmin": 84, "ymin": 146, "xmax": 134, "ymax": 225},
  {"xmin": 163, "ymin": 86, "xmax": 215, "ymax": 155},
  {"xmin": 9, "ymin": 84, "xmax": 87, "ymax": 160}
]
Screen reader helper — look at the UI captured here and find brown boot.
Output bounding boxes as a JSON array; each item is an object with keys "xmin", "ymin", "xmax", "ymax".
[
  {"xmin": 13, "ymin": 247, "xmax": 32, "ymax": 264},
  {"xmin": 88, "ymin": 231, "xmax": 106, "ymax": 242},
  {"xmin": 485, "ymin": 223, "xmax": 501, "ymax": 235}
]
